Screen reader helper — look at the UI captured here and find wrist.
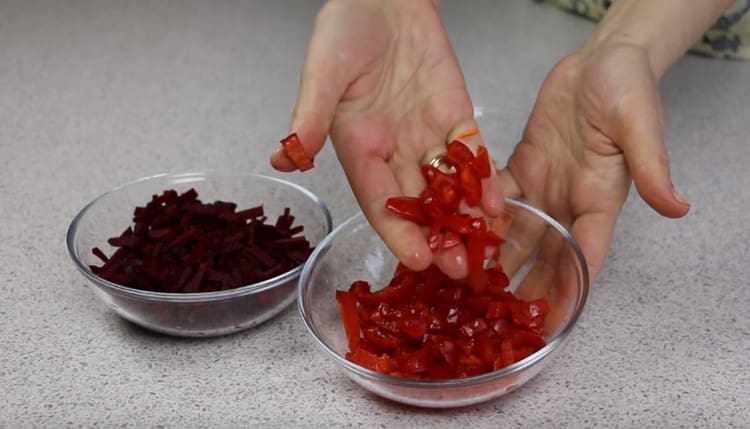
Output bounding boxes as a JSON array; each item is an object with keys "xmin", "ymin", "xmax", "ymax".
[
  {"xmin": 579, "ymin": 0, "xmax": 736, "ymax": 80},
  {"xmin": 580, "ymin": 37, "xmax": 662, "ymax": 81}
]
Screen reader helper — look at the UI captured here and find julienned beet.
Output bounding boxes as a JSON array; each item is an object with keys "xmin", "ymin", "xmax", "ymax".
[{"xmin": 90, "ymin": 188, "xmax": 314, "ymax": 293}]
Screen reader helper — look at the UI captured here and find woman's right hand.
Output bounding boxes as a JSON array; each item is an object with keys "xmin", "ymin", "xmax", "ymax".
[{"xmin": 270, "ymin": 0, "xmax": 504, "ymax": 278}]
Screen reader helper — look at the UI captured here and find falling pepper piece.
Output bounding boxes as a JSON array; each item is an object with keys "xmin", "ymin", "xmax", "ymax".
[{"xmin": 280, "ymin": 133, "xmax": 315, "ymax": 171}]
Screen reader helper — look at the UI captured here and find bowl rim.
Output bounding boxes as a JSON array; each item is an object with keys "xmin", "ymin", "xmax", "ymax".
[
  {"xmin": 298, "ymin": 198, "xmax": 589, "ymax": 388},
  {"xmin": 66, "ymin": 170, "xmax": 333, "ymax": 303}
]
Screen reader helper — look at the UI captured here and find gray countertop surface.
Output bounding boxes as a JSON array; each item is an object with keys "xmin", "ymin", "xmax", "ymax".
[{"xmin": 2, "ymin": 0, "xmax": 749, "ymax": 427}]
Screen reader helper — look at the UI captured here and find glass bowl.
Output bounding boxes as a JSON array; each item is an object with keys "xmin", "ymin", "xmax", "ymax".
[
  {"xmin": 67, "ymin": 171, "xmax": 332, "ymax": 337},
  {"xmin": 298, "ymin": 199, "xmax": 589, "ymax": 408}
]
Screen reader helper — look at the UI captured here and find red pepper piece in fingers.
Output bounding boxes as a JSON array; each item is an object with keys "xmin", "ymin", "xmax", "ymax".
[
  {"xmin": 466, "ymin": 230, "xmax": 488, "ymax": 293},
  {"xmin": 280, "ymin": 133, "xmax": 314, "ymax": 171},
  {"xmin": 385, "ymin": 196, "xmax": 432, "ymax": 225},
  {"xmin": 421, "ymin": 165, "xmax": 463, "ymax": 211},
  {"xmin": 460, "ymin": 167, "xmax": 482, "ymax": 207},
  {"xmin": 441, "ymin": 230, "xmax": 462, "ymax": 249},
  {"xmin": 432, "ymin": 214, "xmax": 476, "ymax": 235},
  {"xmin": 445, "ymin": 140, "xmax": 475, "ymax": 169},
  {"xmin": 471, "ymin": 146, "xmax": 492, "ymax": 178}
]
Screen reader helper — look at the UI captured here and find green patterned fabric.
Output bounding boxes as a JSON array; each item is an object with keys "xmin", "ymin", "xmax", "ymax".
[{"xmin": 545, "ymin": 0, "xmax": 750, "ymax": 59}]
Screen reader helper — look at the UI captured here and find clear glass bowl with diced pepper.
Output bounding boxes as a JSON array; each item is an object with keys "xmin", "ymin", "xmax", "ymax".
[{"xmin": 298, "ymin": 140, "xmax": 589, "ymax": 408}]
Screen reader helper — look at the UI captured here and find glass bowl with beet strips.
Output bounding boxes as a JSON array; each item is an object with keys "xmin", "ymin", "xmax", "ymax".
[
  {"xmin": 67, "ymin": 172, "xmax": 332, "ymax": 337},
  {"xmin": 298, "ymin": 200, "xmax": 589, "ymax": 408}
]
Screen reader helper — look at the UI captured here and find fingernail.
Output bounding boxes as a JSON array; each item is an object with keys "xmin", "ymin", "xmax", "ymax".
[{"xmin": 672, "ymin": 188, "xmax": 690, "ymax": 206}]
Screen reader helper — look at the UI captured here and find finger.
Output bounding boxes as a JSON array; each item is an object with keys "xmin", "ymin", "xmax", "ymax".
[
  {"xmin": 613, "ymin": 83, "xmax": 690, "ymax": 218},
  {"xmin": 345, "ymin": 154, "xmax": 434, "ymax": 272},
  {"xmin": 497, "ymin": 203, "xmax": 547, "ymax": 278},
  {"xmin": 270, "ymin": 11, "xmax": 352, "ymax": 172},
  {"xmin": 496, "ymin": 167, "xmax": 523, "ymax": 200},
  {"xmin": 433, "ymin": 246, "xmax": 468, "ymax": 280},
  {"xmin": 503, "ymin": 140, "xmax": 549, "ymax": 210},
  {"xmin": 568, "ymin": 210, "xmax": 618, "ymax": 284},
  {"xmin": 391, "ymin": 158, "xmax": 428, "ymax": 198},
  {"xmin": 512, "ymin": 229, "xmax": 559, "ymax": 305}
]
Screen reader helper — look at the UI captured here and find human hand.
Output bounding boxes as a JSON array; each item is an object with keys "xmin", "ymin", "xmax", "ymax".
[
  {"xmin": 271, "ymin": 0, "xmax": 504, "ymax": 278},
  {"xmin": 498, "ymin": 42, "xmax": 691, "ymax": 290}
]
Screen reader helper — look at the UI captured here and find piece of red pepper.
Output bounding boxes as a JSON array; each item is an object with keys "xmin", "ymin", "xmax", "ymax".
[
  {"xmin": 385, "ymin": 196, "xmax": 432, "ymax": 225},
  {"xmin": 471, "ymin": 145, "xmax": 492, "ymax": 178},
  {"xmin": 336, "ymin": 290, "xmax": 361, "ymax": 350},
  {"xmin": 362, "ymin": 326, "xmax": 400, "ymax": 350},
  {"xmin": 445, "ymin": 139, "xmax": 475, "ymax": 169},
  {"xmin": 460, "ymin": 166, "xmax": 482, "ymax": 207},
  {"xmin": 280, "ymin": 133, "xmax": 314, "ymax": 171},
  {"xmin": 422, "ymin": 165, "xmax": 462, "ymax": 211}
]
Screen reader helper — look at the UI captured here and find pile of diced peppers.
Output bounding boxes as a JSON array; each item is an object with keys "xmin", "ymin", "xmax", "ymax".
[{"xmin": 281, "ymin": 133, "xmax": 551, "ymax": 380}]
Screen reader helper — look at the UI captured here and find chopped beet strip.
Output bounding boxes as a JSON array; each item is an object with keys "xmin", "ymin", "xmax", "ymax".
[
  {"xmin": 92, "ymin": 247, "xmax": 108, "ymax": 263},
  {"xmin": 245, "ymin": 245, "xmax": 276, "ymax": 269},
  {"xmin": 337, "ymin": 141, "xmax": 549, "ymax": 380},
  {"xmin": 89, "ymin": 189, "xmax": 314, "ymax": 293},
  {"xmin": 234, "ymin": 205, "xmax": 264, "ymax": 221}
]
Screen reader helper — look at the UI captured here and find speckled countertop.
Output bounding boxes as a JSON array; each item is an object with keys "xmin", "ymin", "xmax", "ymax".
[{"xmin": 2, "ymin": 0, "xmax": 749, "ymax": 427}]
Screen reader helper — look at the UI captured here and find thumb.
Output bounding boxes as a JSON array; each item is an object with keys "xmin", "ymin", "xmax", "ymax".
[
  {"xmin": 270, "ymin": 16, "xmax": 350, "ymax": 172},
  {"xmin": 613, "ymin": 80, "xmax": 690, "ymax": 218}
]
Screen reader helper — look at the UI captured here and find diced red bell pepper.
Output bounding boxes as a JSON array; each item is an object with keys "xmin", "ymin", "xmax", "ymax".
[
  {"xmin": 487, "ymin": 300, "xmax": 509, "ymax": 319},
  {"xmin": 476, "ymin": 332, "xmax": 501, "ymax": 364},
  {"xmin": 348, "ymin": 280, "xmax": 371, "ymax": 297},
  {"xmin": 280, "ymin": 133, "xmax": 314, "ymax": 171},
  {"xmin": 369, "ymin": 302, "xmax": 403, "ymax": 335},
  {"xmin": 511, "ymin": 329, "xmax": 546, "ymax": 349},
  {"xmin": 427, "ymin": 335, "xmax": 459, "ymax": 369},
  {"xmin": 363, "ymin": 326, "xmax": 400, "ymax": 350},
  {"xmin": 431, "ymin": 214, "xmax": 476, "ymax": 235},
  {"xmin": 491, "ymin": 318, "xmax": 512, "ymax": 337},
  {"xmin": 499, "ymin": 339, "xmax": 515, "ymax": 367},
  {"xmin": 399, "ymin": 316, "xmax": 428, "ymax": 339},
  {"xmin": 419, "ymin": 187, "xmax": 447, "ymax": 220},
  {"xmin": 421, "ymin": 165, "xmax": 462, "ymax": 210},
  {"xmin": 486, "ymin": 267, "xmax": 510, "ymax": 289},
  {"xmin": 445, "ymin": 140, "xmax": 475, "ymax": 169},
  {"xmin": 465, "ymin": 295, "xmax": 491, "ymax": 314},
  {"xmin": 510, "ymin": 299, "xmax": 550, "ymax": 328},
  {"xmin": 459, "ymin": 318, "xmax": 489, "ymax": 338},
  {"xmin": 441, "ymin": 230, "xmax": 462, "ymax": 249},
  {"xmin": 335, "ymin": 290, "xmax": 361, "ymax": 350},
  {"xmin": 460, "ymin": 167, "xmax": 482, "ymax": 207},
  {"xmin": 346, "ymin": 347, "xmax": 395, "ymax": 374},
  {"xmin": 457, "ymin": 354, "xmax": 485, "ymax": 377},
  {"xmin": 385, "ymin": 196, "xmax": 431, "ymax": 225},
  {"xmin": 466, "ymin": 231, "xmax": 488, "ymax": 293},
  {"xmin": 357, "ymin": 274, "xmax": 416, "ymax": 306},
  {"xmin": 471, "ymin": 145, "xmax": 492, "ymax": 178},
  {"xmin": 395, "ymin": 346, "xmax": 431, "ymax": 374}
]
